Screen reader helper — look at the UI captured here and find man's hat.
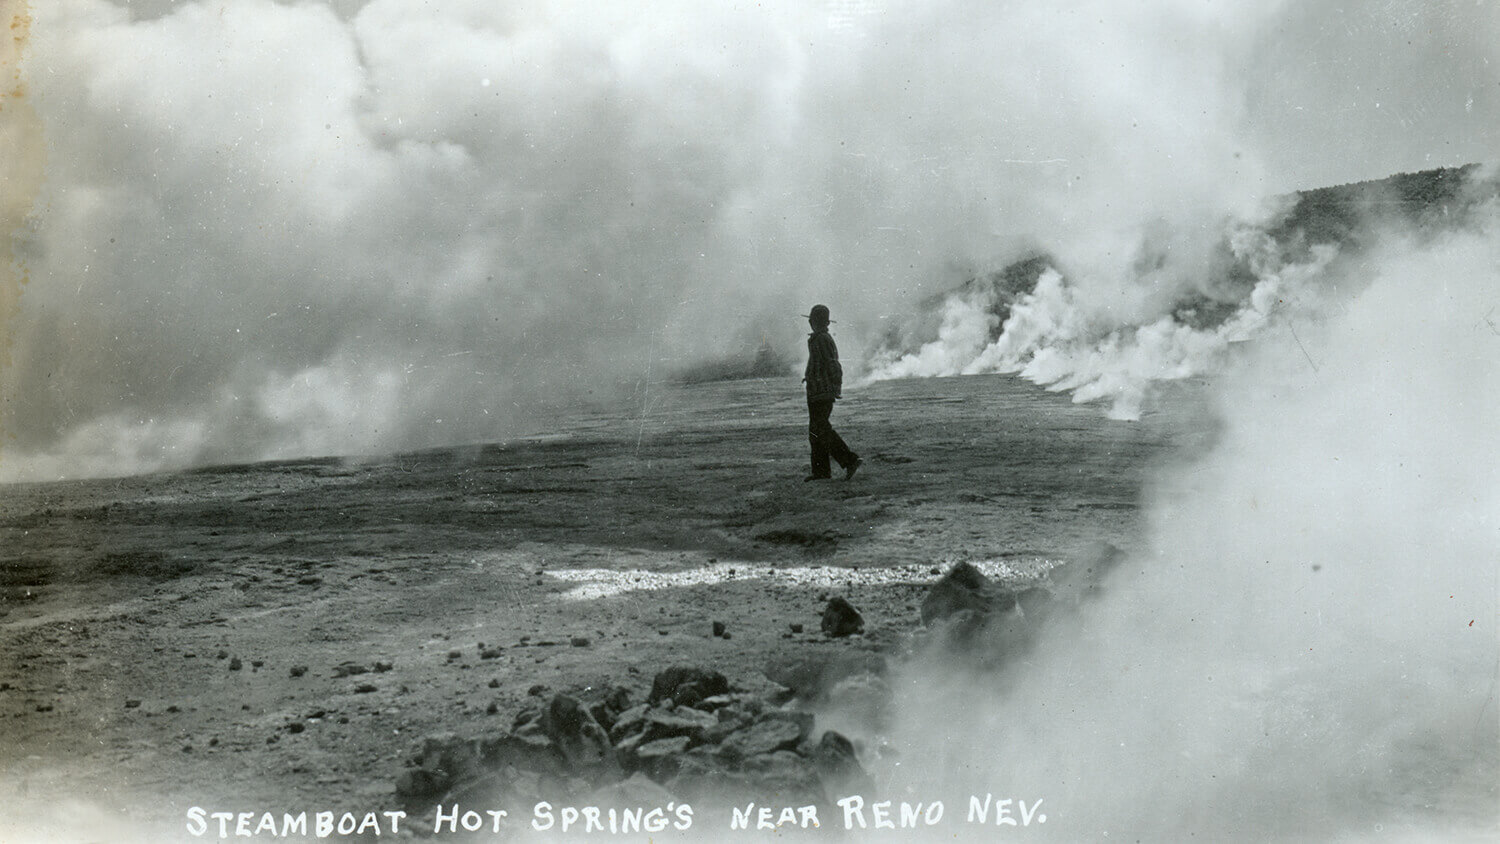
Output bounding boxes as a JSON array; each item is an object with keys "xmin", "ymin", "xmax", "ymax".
[{"xmin": 804, "ymin": 304, "xmax": 833, "ymax": 324}]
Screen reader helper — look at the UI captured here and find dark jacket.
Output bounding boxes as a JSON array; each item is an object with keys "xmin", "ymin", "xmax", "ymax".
[{"xmin": 804, "ymin": 328, "xmax": 843, "ymax": 401}]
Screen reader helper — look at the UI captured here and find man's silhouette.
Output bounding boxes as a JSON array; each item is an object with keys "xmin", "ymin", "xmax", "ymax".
[{"xmin": 802, "ymin": 304, "xmax": 861, "ymax": 481}]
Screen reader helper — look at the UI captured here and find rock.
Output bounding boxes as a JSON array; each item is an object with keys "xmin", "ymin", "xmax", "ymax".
[
  {"xmin": 820, "ymin": 597, "xmax": 864, "ymax": 637},
  {"xmin": 920, "ymin": 561, "xmax": 1013, "ymax": 625},
  {"xmin": 712, "ymin": 621, "xmax": 726, "ymax": 637},
  {"xmin": 446, "ymin": 650, "xmax": 461, "ymax": 660},
  {"xmin": 228, "ymin": 657, "xmax": 243, "ymax": 671},
  {"xmin": 720, "ymin": 711, "xmax": 813, "ymax": 760},
  {"xmin": 695, "ymin": 694, "xmax": 738, "ymax": 712},
  {"xmin": 395, "ymin": 733, "xmax": 484, "ymax": 806},
  {"xmin": 810, "ymin": 730, "xmax": 867, "ymax": 789},
  {"xmin": 480, "ymin": 648, "xmax": 504, "ymax": 660},
  {"xmin": 648, "ymin": 666, "xmax": 729, "ymax": 707},
  {"xmin": 570, "ymin": 636, "xmax": 591, "ymax": 648},
  {"xmin": 527, "ymin": 684, "xmax": 547, "ymax": 696},
  {"xmin": 608, "ymin": 704, "xmax": 650, "ymax": 744},
  {"xmin": 762, "ymin": 652, "xmax": 887, "ymax": 702},
  {"xmin": 286, "ymin": 722, "xmax": 305, "ymax": 734},
  {"xmin": 124, "ymin": 699, "xmax": 141, "ymax": 709},
  {"xmin": 373, "ymin": 661, "xmax": 393, "ymax": 672},
  {"xmin": 636, "ymin": 735, "xmax": 692, "ymax": 758},
  {"xmin": 354, "ymin": 683, "xmax": 378, "ymax": 694},
  {"xmin": 488, "ymin": 678, "xmax": 501, "ymax": 689},
  {"xmin": 542, "ymin": 695, "xmax": 616, "ymax": 774},
  {"xmin": 333, "ymin": 663, "xmax": 369, "ymax": 678},
  {"xmin": 288, "ymin": 665, "xmax": 308, "ymax": 678},
  {"xmin": 644, "ymin": 706, "xmax": 717, "ymax": 742},
  {"xmin": 394, "ymin": 768, "xmax": 449, "ymax": 807},
  {"xmin": 789, "ymin": 623, "xmax": 804, "ymax": 634}
]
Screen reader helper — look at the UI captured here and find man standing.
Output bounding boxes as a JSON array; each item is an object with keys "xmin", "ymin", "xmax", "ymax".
[{"xmin": 802, "ymin": 304, "xmax": 861, "ymax": 481}]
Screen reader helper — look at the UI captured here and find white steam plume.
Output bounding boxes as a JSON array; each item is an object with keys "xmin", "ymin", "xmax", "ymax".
[
  {"xmin": 3, "ymin": 0, "xmax": 1495, "ymax": 481},
  {"xmin": 882, "ymin": 213, "xmax": 1500, "ymax": 841}
]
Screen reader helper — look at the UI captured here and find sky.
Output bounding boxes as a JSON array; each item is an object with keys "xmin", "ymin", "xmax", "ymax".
[{"xmin": 1, "ymin": 0, "xmax": 1496, "ymax": 480}]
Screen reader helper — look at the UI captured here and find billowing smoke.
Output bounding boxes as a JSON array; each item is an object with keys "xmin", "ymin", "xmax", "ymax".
[
  {"xmin": 878, "ymin": 210, "xmax": 1500, "ymax": 840},
  {"xmin": 5, "ymin": 0, "xmax": 1494, "ymax": 481}
]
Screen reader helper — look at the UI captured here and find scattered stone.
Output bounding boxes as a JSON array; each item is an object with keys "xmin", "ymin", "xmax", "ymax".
[
  {"xmin": 712, "ymin": 621, "xmax": 726, "ymax": 637},
  {"xmin": 289, "ymin": 665, "xmax": 308, "ymax": 678},
  {"xmin": 480, "ymin": 648, "xmax": 504, "ymax": 660},
  {"xmin": 35, "ymin": 704, "xmax": 53, "ymax": 712},
  {"xmin": 789, "ymin": 623, "xmax": 803, "ymax": 634},
  {"xmin": 307, "ymin": 710, "xmax": 326, "ymax": 719},
  {"xmin": 124, "ymin": 699, "xmax": 141, "ymax": 709},
  {"xmin": 721, "ymin": 631, "xmax": 731, "ymax": 640},
  {"xmin": 446, "ymin": 650, "xmax": 462, "ymax": 661},
  {"xmin": 286, "ymin": 722, "xmax": 305, "ymax": 734},
  {"xmin": 486, "ymin": 702, "xmax": 499, "ymax": 715},
  {"xmin": 373, "ymin": 661, "xmax": 393, "ymax": 672},
  {"xmin": 527, "ymin": 684, "xmax": 547, "ymax": 696},
  {"xmin": 209, "ymin": 738, "xmax": 218, "ymax": 747},
  {"xmin": 166, "ymin": 705, "xmax": 180, "ymax": 713},
  {"xmin": 820, "ymin": 596, "xmax": 864, "ymax": 637},
  {"xmin": 488, "ymin": 678, "xmax": 501, "ymax": 689},
  {"xmin": 354, "ymin": 683, "xmax": 377, "ymax": 694},
  {"xmin": 251, "ymin": 660, "xmax": 264, "ymax": 670},
  {"xmin": 228, "ymin": 657, "xmax": 243, "ymax": 671},
  {"xmin": 570, "ymin": 636, "xmax": 590, "ymax": 648},
  {"xmin": 333, "ymin": 663, "xmax": 369, "ymax": 678}
]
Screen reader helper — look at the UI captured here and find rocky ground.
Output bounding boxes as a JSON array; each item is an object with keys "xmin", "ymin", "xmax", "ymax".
[{"xmin": 0, "ymin": 374, "xmax": 1210, "ymax": 841}]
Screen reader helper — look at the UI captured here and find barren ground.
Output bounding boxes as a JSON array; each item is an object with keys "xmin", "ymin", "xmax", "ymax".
[{"xmin": 0, "ymin": 374, "xmax": 1210, "ymax": 839}]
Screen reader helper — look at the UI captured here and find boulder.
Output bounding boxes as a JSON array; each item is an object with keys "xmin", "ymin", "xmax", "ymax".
[
  {"xmin": 820, "ymin": 597, "xmax": 864, "ymax": 637},
  {"xmin": 720, "ymin": 711, "xmax": 813, "ymax": 760},
  {"xmin": 607, "ymin": 704, "xmax": 649, "ymax": 744},
  {"xmin": 394, "ymin": 733, "xmax": 483, "ymax": 806},
  {"xmin": 762, "ymin": 652, "xmax": 886, "ymax": 702},
  {"xmin": 649, "ymin": 666, "xmax": 730, "ymax": 707},
  {"xmin": 543, "ymin": 694, "xmax": 615, "ymax": 773},
  {"xmin": 921, "ymin": 562, "xmax": 1015, "ymax": 625}
]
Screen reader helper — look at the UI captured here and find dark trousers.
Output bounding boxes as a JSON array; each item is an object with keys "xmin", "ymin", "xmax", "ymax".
[{"xmin": 807, "ymin": 398, "xmax": 857, "ymax": 477}]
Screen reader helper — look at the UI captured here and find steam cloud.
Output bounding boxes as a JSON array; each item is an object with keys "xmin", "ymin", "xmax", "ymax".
[
  {"xmin": 3, "ymin": 0, "xmax": 1496, "ymax": 480},
  {"xmin": 880, "ymin": 212, "xmax": 1500, "ymax": 840}
]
